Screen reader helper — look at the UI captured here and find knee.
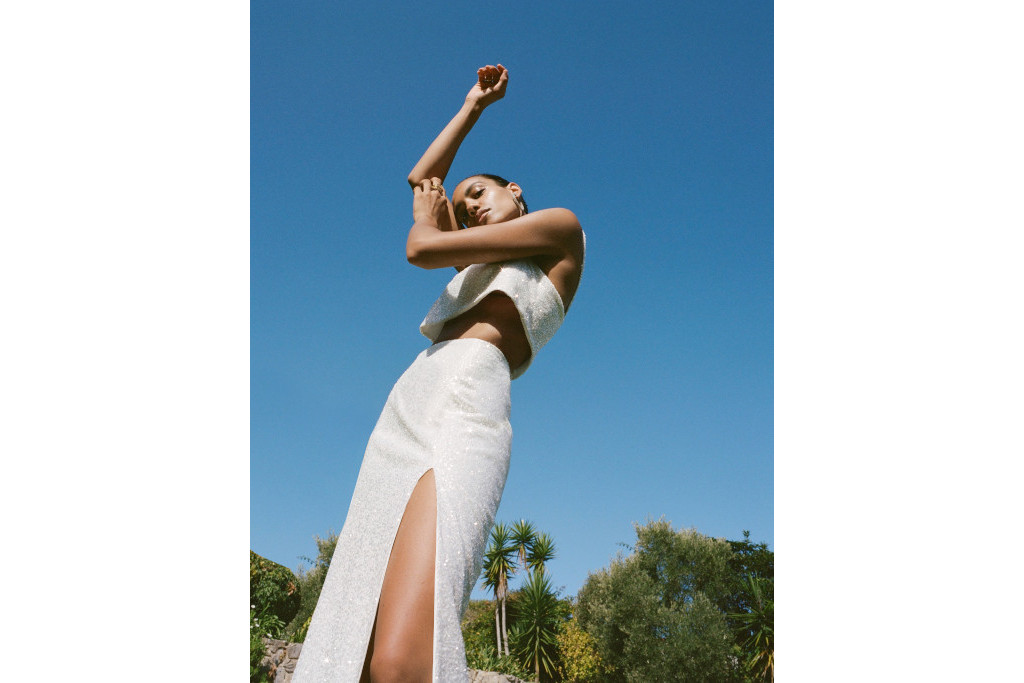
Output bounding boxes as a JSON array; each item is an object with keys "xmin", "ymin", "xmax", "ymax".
[{"xmin": 368, "ymin": 648, "xmax": 430, "ymax": 683}]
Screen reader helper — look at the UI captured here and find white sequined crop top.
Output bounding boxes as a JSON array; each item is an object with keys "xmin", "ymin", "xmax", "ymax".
[{"xmin": 419, "ymin": 258, "xmax": 568, "ymax": 379}]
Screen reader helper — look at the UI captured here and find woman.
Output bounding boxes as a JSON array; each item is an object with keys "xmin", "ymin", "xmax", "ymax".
[{"xmin": 292, "ymin": 64, "xmax": 584, "ymax": 683}]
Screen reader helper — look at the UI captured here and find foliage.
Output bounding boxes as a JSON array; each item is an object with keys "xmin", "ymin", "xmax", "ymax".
[
  {"xmin": 250, "ymin": 551, "xmax": 301, "ymax": 634},
  {"xmin": 462, "ymin": 599, "xmax": 501, "ymax": 655},
  {"xmin": 283, "ymin": 530, "xmax": 338, "ymax": 642},
  {"xmin": 721, "ymin": 530, "xmax": 774, "ymax": 618},
  {"xmin": 465, "ymin": 643, "xmax": 534, "ymax": 680},
  {"xmin": 527, "ymin": 532, "xmax": 557, "ymax": 573},
  {"xmin": 575, "ymin": 519, "xmax": 742, "ymax": 682},
  {"xmin": 721, "ymin": 530, "xmax": 774, "ymax": 681},
  {"xmin": 730, "ymin": 576, "xmax": 774, "ymax": 682},
  {"xmin": 511, "ymin": 519, "xmax": 538, "ymax": 568},
  {"xmin": 464, "ymin": 598, "xmax": 533, "ymax": 678},
  {"xmin": 556, "ymin": 616, "xmax": 607, "ymax": 683},
  {"xmin": 509, "ymin": 569, "xmax": 562, "ymax": 681},
  {"xmin": 250, "ymin": 607, "xmax": 272, "ymax": 683},
  {"xmin": 250, "ymin": 550, "xmax": 296, "ymax": 682}
]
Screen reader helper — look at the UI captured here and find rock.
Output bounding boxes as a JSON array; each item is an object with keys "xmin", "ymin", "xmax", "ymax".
[{"xmin": 467, "ymin": 668, "xmax": 532, "ymax": 683}]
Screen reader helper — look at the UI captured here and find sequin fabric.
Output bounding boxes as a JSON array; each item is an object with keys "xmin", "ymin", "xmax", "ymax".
[
  {"xmin": 292, "ymin": 339, "xmax": 513, "ymax": 683},
  {"xmin": 420, "ymin": 259, "xmax": 565, "ymax": 379}
]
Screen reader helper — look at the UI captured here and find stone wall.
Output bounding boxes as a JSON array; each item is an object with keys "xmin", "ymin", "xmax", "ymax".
[
  {"xmin": 257, "ymin": 638, "xmax": 301, "ymax": 683},
  {"xmin": 257, "ymin": 639, "xmax": 529, "ymax": 683}
]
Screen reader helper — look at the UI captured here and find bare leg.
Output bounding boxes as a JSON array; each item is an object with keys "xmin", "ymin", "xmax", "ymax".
[{"xmin": 363, "ymin": 469, "xmax": 437, "ymax": 683}]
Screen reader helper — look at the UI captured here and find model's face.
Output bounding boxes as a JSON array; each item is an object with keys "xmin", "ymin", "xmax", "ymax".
[{"xmin": 452, "ymin": 177, "xmax": 522, "ymax": 228}]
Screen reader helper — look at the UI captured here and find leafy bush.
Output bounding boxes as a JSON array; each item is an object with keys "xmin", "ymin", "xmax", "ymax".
[
  {"xmin": 283, "ymin": 530, "xmax": 338, "ymax": 642},
  {"xmin": 250, "ymin": 551, "xmax": 301, "ymax": 635},
  {"xmin": 250, "ymin": 607, "xmax": 271, "ymax": 683},
  {"xmin": 463, "ymin": 599, "xmax": 501, "ymax": 654},
  {"xmin": 465, "ymin": 644, "xmax": 534, "ymax": 681},
  {"xmin": 556, "ymin": 616, "xmax": 606, "ymax": 683}
]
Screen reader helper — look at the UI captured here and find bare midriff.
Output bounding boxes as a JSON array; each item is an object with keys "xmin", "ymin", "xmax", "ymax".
[{"xmin": 433, "ymin": 291, "xmax": 531, "ymax": 372}]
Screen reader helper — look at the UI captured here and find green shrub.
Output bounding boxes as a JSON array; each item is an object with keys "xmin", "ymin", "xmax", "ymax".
[
  {"xmin": 250, "ymin": 551, "xmax": 301, "ymax": 635},
  {"xmin": 463, "ymin": 599, "xmax": 501, "ymax": 654},
  {"xmin": 283, "ymin": 531, "xmax": 338, "ymax": 642},
  {"xmin": 556, "ymin": 617, "xmax": 606, "ymax": 682}
]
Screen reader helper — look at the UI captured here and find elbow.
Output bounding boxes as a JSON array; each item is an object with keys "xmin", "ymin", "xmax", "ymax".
[
  {"xmin": 406, "ymin": 238, "xmax": 437, "ymax": 269},
  {"xmin": 406, "ymin": 239, "xmax": 424, "ymax": 267}
]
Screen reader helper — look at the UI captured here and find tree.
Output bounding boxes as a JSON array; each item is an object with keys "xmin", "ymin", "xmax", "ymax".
[
  {"xmin": 575, "ymin": 519, "xmax": 741, "ymax": 682},
  {"xmin": 721, "ymin": 530, "xmax": 774, "ymax": 680},
  {"xmin": 509, "ymin": 569, "xmax": 562, "ymax": 681},
  {"xmin": 482, "ymin": 522, "xmax": 517, "ymax": 656},
  {"xmin": 722, "ymin": 530, "xmax": 774, "ymax": 616}
]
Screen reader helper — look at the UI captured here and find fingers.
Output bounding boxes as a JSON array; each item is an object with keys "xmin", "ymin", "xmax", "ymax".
[
  {"xmin": 416, "ymin": 178, "xmax": 445, "ymax": 196},
  {"xmin": 477, "ymin": 64, "xmax": 504, "ymax": 89}
]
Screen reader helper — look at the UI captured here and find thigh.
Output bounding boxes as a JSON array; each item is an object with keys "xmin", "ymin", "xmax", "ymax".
[{"xmin": 369, "ymin": 469, "xmax": 437, "ymax": 677}]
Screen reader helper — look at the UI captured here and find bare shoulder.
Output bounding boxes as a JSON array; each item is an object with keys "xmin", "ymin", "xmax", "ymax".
[
  {"xmin": 530, "ymin": 207, "xmax": 580, "ymax": 231},
  {"xmin": 531, "ymin": 209, "xmax": 585, "ymax": 310},
  {"xmin": 529, "ymin": 207, "xmax": 583, "ymax": 253}
]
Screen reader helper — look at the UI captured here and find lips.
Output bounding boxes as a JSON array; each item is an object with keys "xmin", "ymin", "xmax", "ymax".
[{"xmin": 475, "ymin": 208, "xmax": 489, "ymax": 224}]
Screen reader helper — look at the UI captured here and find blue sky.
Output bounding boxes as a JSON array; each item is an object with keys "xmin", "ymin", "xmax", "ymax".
[{"xmin": 251, "ymin": 0, "xmax": 773, "ymax": 598}]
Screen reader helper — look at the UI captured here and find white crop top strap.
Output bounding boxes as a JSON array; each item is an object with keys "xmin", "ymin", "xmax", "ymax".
[{"xmin": 420, "ymin": 260, "xmax": 564, "ymax": 379}]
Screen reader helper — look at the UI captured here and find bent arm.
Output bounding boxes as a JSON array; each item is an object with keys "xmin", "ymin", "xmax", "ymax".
[{"xmin": 407, "ymin": 207, "xmax": 582, "ymax": 270}]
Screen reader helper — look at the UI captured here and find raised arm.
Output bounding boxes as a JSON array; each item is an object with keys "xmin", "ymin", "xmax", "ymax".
[{"xmin": 407, "ymin": 65, "xmax": 509, "ymax": 188}]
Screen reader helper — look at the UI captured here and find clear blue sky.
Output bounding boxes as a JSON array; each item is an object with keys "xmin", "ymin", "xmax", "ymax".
[{"xmin": 251, "ymin": 0, "xmax": 773, "ymax": 598}]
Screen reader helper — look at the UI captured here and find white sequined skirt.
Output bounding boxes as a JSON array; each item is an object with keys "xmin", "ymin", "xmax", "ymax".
[{"xmin": 293, "ymin": 338, "xmax": 513, "ymax": 683}]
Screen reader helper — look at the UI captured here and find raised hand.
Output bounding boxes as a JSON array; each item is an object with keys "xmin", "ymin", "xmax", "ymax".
[{"xmin": 466, "ymin": 64, "xmax": 508, "ymax": 109}]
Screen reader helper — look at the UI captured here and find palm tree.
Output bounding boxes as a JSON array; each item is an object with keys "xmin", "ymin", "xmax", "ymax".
[
  {"xmin": 510, "ymin": 519, "xmax": 537, "ymax": 570},
  {"xmin": 509, "ymin": 569, "xmax": 561, "ymax": 682},
  {"xmin": 526, "ymin": 531, "xmax": 556, "ymax": 573},
  {"xmin": 481, "ymin": 523, "xmax": 516, "ymax": 656}
]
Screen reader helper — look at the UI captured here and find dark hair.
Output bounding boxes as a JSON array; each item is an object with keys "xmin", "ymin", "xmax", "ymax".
[{"xmin": 463, "ymin": 173, "xmax": 529, "ymax": 215}]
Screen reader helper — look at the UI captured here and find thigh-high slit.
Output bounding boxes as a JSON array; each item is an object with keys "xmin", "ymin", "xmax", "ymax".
[{"xmin": 292, "ymin": 339, "xmax": 513, "ymax": 683}]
